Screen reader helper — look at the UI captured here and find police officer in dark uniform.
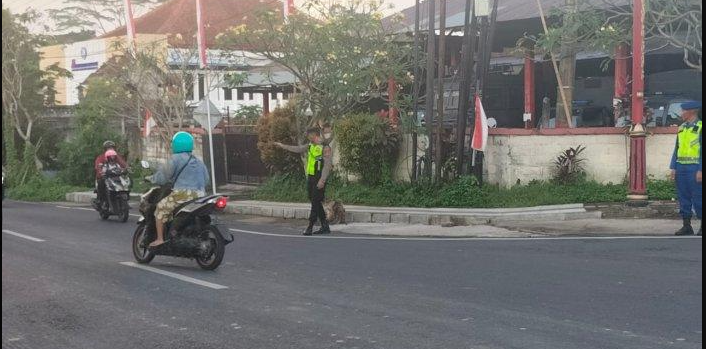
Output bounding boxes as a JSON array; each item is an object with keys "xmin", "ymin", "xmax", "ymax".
[
  {"xmin": 275, "ymin": 127, "xmax": 333, "ymax": 236},
  {"xmin": 670, "ymin": 101, "xmax": 702, "ymax": 236}
]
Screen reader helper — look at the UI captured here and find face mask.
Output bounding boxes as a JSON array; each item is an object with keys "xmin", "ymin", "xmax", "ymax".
[{"xmin": 323, "ymin": 133, "xmax": 332, "ymax": 139}]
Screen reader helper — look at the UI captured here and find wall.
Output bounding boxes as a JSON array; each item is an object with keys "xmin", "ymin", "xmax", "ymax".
[
  {"xmin": 392, "ymin": 127, "xmax": 678, "ymax": 187},
  {"xmin": 484, "ymin": 128, "xmax": 676, "ymax": 187},
  {"xmin": 141, "ymin": 130, "xmax": 205, "ymax": 163}
]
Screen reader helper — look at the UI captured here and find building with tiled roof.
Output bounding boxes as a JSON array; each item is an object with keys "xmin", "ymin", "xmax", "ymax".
[{"xmin": 40, "ymin": 0, "xmax": 294, "ymax": 112}]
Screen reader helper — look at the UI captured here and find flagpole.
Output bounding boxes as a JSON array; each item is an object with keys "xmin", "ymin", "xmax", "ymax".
[
  {"xmin": 196, "ymin": 0, "xmax": 217, "ymax": 195},
  {"xmin": 205, "ymin": 70, "xmax": 217, "ymax": 195}
]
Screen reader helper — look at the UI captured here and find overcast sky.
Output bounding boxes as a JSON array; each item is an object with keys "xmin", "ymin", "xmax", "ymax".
[{"xmin": 2, "ymin": 0, "xmax": 416, "ymax": 34}]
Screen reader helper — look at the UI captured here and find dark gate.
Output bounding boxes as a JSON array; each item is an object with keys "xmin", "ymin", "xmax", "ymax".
[
  {"xmin": 202, "ymin": 133, "xmax": 227, "ymax": 186},
  {"xmin": 224, "ymin": 133, "xmax": 268, "ymax": 184}
]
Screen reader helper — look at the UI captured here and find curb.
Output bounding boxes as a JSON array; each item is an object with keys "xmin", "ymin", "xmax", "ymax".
[
  {"xmin": 65, "ymin": 192, "xmax": 602, "ymax": 225},
  {"xmin": 222, "ymin": 201, "xmax": 601, "ymax": 225}
]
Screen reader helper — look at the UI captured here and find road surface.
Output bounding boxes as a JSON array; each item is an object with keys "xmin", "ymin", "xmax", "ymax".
[{"xmin": 2, "ymin": 200, "xmax": 702, "ymax": 349}]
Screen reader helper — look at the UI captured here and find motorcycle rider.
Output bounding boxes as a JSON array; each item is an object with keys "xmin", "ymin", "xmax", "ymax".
[
  {"xmin": 101, "ymin": 149, "xmax": 125, "ymax": 179},
  {"xmin": 148, "ymin": 132, "xmax": 210, "ymax": 248},
  {"xmin": 94, "ymin": 141, "xmax": 127, "ymax": 209}
]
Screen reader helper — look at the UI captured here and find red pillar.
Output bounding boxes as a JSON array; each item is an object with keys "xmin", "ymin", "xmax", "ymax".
[
  {"xmin": 523, "ymin": 52, "xmax": 535, "ymax": 129},
  {"xmin": 628, "ymin": 0, "xmax": 647, "ymax": 204},
  {"xmin": 262, "ymin": 92, "xmax": 270, "ymax": 115},
  {"xmin": 387, "ymin": 76, "xmax": 399, "ymax": 127}
]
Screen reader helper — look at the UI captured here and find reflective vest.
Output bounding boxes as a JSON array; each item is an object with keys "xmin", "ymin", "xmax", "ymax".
[
  {"xmin": 306, "ymin": 144, "xmax": 324, "ymax": 176},
  {"xmin": 677, "ymin": 120, "xmax": 702, "ymax": 165}
]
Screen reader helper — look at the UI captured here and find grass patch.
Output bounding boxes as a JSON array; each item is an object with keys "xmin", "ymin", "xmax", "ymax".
[
  {"xmin": 254, "ymin": 174, "xmax": 677, "ymax": 208},
  {"xmin": 6, "ymin": 176, "xmax": 89, "ymax": 202}
]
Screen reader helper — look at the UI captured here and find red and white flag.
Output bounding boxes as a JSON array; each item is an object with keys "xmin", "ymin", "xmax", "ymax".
[
  {"xmin": 283, "ymin": 0, "xmax": 294, "ymax": 18},
  {"xmin": 143, "ymin": 109, "xmax": 156, "ymax": 137},
  {"xmin": 123, "ymin": 0, "xmax": 137, "ymax": 55},
  {"xmin": 471, "ymin": 93, "xmax": 488, "ymax": 152},
  {"xmin": 196, "ymin": 0, "xmax": 208, "ymax": 68}
]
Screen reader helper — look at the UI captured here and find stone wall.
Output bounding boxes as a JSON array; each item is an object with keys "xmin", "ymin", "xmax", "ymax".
[
  {"xmin": 392, "ymin": 127, "xmax": 678, "ymax": 187},
  {"xmin": 141, "ymin": 131, "xmax": 205, "ymax": 163}
]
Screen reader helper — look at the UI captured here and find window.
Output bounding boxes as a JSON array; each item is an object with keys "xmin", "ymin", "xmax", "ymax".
[
  {"xmin": 236, "ymin": 90, "xmax": 245, "ymax": 101},
  {"xmin": 248, "ymin": 93, "xmax": 254, "ymax": 101},
  {"xmin": 224, "ymin": 88, "xmax": 233, "ymax": 101},
  {"xmin": 271, "ymin": 92, "xmax": 278, "ymax": 100},
  {"xmin": 282, "ymin": 92, "xmax": 289, "ymax": 100},
  {"xmin": 186, "ymin": 75, "xmax": 195, "ymax": 100},
  {"xmin": 198, "ymin": 74, "xmax": 205, "ymax": 100}
]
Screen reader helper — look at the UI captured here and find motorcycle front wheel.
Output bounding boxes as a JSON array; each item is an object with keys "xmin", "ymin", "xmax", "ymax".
[
  {"xmin": 132, "ymin": 223, "xmax": 155, "ymax": 264},
  {"xmin": 119, "ymin": 198, "xmax": 129, "ymax": 223},
  {"xmin": 195, "ymin": 225, "xmax": 225, "ymax": 270}
]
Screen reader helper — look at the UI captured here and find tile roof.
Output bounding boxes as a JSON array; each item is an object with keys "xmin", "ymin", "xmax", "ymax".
[
  {"xmin": 385, "ymin": 0, "xmax": 630, "ymax": 33},
  {"xmin": 101, "ymin": 0, "xmax": 281, "ymax": 48}
]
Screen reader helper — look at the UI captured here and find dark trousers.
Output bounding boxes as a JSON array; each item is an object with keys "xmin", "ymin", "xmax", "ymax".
[
  {"xmin": 676, "ymin": 164, "xmax": 703, "ymax": 220},
  {"xmin": 307, "ymin": 175, "xmax": 327, "ymax": 226},
  {"xmin": 96, "ymin": 179, "xmax": 107, "ymax": 205}
]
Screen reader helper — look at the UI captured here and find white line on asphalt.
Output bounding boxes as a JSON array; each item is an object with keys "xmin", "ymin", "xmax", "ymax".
[
  {"xmin": 119, "ymin": 262, "xmax": 229, "ymax": 290},
  {"xmin": 228, "ymin": 228, "xmax": 703, "ymax": 242},
  {"xmin": 56, "ymin": 205, "xmax": 141, "ymax": 217},
  {"xmin": 2, "ymin": 229, "xmax": 46, "ymax": 242}
]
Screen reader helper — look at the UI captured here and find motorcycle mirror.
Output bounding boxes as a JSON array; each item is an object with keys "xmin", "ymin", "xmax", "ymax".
[{"xmin": 140, "ymin": 160, "xmax": 150, "ymax": 169}]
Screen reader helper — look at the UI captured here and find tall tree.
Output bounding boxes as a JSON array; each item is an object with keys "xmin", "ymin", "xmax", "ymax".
[
  {"xmin": 2, "ymin": 9, "xmax": 69, "ymax": 183},
  {"xmin": 47, "ymin": 0, "xmax": 166, "ymax": 35},
  {"xmin": 217, "ymin": 0, "xmax": 413, "ymax": 138}
]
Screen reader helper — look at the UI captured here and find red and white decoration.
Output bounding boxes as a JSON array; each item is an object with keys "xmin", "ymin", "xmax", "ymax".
[{"xmin": 471, "ymin": 93, "xmax": 488, "ymax": 152}]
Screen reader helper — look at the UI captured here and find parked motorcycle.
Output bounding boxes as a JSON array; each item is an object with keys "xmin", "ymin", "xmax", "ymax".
[
  {"xmin": 132, "ymin": 161, "xmax": 234, "ymax": 270},
  {"xmin": 92, "ymin": 164, "xmax": 131, "ymax": 222}
]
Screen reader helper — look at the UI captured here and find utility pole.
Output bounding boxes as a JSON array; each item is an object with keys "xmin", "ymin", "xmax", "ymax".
[
  {"xmin": 555, "ymin": 0, "xmax": 577, "ymax": 128},
  {"xmin": 435, "ymin": 0, "xmax": 446, "ymax": 182},
  {"xmin": 411, "ymin": 0, "xmax": 421, "ymax": 182},
  {"xmin": 455, "ymin": 0, "xmax": 476, "ymax": 176},
  {"xmin": 424, "ymin": 0, "xmax": 436, "ymax": 180},
  {"xmin": 628, "ymin": 0, "xmax": 648, "ymax": 205}
]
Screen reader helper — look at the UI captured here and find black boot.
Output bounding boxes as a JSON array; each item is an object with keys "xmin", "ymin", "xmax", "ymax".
[
  {"xmin": 675, "ymin": 218, "xmax": 694, "ymax": 236},
  {"xmin": 303, "ymin": 225, "xmax": 314, "ymax": 236},
  {"xmin": 314, "ymin": 220, "xmax": 331, "ymax": 235}
]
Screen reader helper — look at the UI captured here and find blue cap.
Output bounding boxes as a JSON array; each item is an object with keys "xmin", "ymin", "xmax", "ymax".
[{"xmin": 680, "ymin": 101, "xmax": 702, "ymax": 110}]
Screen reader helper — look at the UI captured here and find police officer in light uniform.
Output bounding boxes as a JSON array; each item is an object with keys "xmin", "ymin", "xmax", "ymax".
[{"xmin": 670, "ymin": 101, "xmax": 702, "ymax": 236}]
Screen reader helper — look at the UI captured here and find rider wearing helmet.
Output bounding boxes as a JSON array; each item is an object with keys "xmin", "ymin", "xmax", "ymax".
[
  {"xmin": 148, "ymin": 132, "xmax": 210, "ymax": 248},
  {"xmin": 95, "ymin": 141, "xmax": 127, "ymax": 208}
]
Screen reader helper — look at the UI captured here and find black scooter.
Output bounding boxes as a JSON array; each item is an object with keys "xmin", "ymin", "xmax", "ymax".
[
  {"xmin": 131, "ymin": 161, "xmax": 234, "ymax": 270},
  {"xmin": 92, "ymin": 166, "xmax": 131, "ymax": 222}
]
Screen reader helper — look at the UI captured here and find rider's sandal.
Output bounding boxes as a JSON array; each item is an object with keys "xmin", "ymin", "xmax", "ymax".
[{"xmin": 148, "ymin": 240, "xmax": 168, "ymax": 250}]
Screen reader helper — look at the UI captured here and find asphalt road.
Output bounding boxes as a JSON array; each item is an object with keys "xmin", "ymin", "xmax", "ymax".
[{"xmin": 2, "ymin": 200, "xmax": 702, "ymax": 349}]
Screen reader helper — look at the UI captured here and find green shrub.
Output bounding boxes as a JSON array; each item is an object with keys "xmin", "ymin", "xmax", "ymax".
[
  {"xmin": 6, "ymin": 176, "xmax": 87, "ymax": 202},
  {"xmin": 335, "ymin": 113, "xmax": 399, "ymax": 185},
  {"xmin": 256, "ymin": 105, "xmax": 301, "ymax": 176},
  {"xmin": 58, "ymin": 78, "xmax": 125, "ymax": 186},
  {"xmin": 647, "ymin": 179, "xmax": 676, "ymax": 200},
  {"xmin": 255, "ymin": 175, "xmax": 646, "ymax": 208}
]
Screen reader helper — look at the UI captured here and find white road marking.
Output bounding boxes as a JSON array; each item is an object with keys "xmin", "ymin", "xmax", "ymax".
[
  {"xmin": 119, "ymin": 262, "xmax": 228, "ymax": 290},
  {"xmin": 229, "ymin": 228, "xmax": 702, "ymax": 242},
  {"xmin": 56, "ymin": 205, "xmax": 141, "ymax": 217},
  {"xmin": 2, "ymin": 229, "xmax": 45, "ymax": 242}
]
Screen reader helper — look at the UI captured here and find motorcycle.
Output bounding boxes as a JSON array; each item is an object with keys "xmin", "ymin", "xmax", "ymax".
[
  {"xmin": 93, "ymin": 164, "xmax": 131, "ymax": 222},
  {"xmin": 131, "ymin": 161, "xmax": 234, "ymax": 270}
]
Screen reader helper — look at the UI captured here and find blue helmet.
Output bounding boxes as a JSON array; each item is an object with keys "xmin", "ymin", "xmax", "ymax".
[{"xmin": 172, "ymin": 131, "xmax": 194, "ymax": 154}]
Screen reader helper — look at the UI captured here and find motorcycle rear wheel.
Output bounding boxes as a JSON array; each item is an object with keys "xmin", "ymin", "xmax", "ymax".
[
  {"xmin": 132, "ymin": 224, "xmax": 155, "ymax": 264},
  {"xmin": 195, "ymin": 225, "xmax": 225, "ymax": 270}
]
